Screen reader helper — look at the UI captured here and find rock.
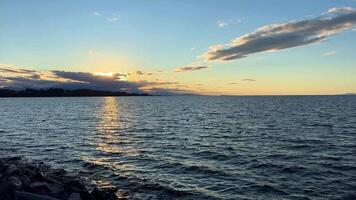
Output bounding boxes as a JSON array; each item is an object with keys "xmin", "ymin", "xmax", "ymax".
[
  {"xmin": 29, "ymin": 182, "xmax": 64, "ymax": 196},
  {"xmin": 5, "ymin": 164, "xmax": 19, "ymax": 175},
  {"xmin": 0, "ymin": 183, "xmax": 17, "ymax": 200},
  {"xmin": 0, "ymin": 157, "xmax": 121, "ymax": 200},
  {"xmin": 79, "ymin": 191, "xmax": 93, "ymax": 200},
  {"xmin": 29, "ymin": 182, "xmax": 50, "ymax": 194},
  {"xmin": 68, "ymin": 193, "xmax": 81, "ymax": 200},
  {"xmin": 34, "ymin": 172, "xmax": 46, "ymax": 181},
  {"xmin": 52, "ymin": 169, "xmax": 67, "ymax": 176},
  {"xmin": 18, "ymin": 175, "xmax": 31, "ymax": 188},
  {"xmin": 64, "ymin": 180, "xmax": 86, "ymax": 191},
  {"xmin": 16, "ymin": 191, "xmax": 60, "ymax": 200},
  {"xmin": 7, "ymin": 176, "xmax": 22, "ymax": 190},
  {"xmin": 22, "ymin": 167, "xmax": 35, "ymax": 178},
  {"xmin": 90, "ymin": 187, "xmax": 118, "ymax": 200},
  {"xmin": 47, "ymin": 183, "xmax": 64, "ymax": 195}
]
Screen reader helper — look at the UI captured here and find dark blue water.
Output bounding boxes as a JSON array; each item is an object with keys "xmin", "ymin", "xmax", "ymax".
[{"xmin": 1, "ymin": 96, "xmax": 356, "ymax": 199}]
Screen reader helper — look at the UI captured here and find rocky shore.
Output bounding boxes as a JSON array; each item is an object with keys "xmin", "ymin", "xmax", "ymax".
[{"xmin": 0, "ymin": 157, "xmax": 120, "ymax": 200}]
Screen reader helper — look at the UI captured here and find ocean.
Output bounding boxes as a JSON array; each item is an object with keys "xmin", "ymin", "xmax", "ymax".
[{"xmin": 1, "ymin": 95, "xmax": 355, "ymax": 199}]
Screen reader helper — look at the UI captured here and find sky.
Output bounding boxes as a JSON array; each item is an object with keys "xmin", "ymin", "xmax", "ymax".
[{"xmin": 1, "ymin": 0, "xmax": 356, "ymax": 95}]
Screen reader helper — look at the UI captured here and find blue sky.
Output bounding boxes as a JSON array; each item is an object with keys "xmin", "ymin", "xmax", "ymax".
[{"xmin": 1, "ymin": 0, "xmax": 356, "ymax": 94}]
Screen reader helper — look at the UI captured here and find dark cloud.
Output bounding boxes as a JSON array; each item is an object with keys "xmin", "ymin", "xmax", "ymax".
[
  {"xmin": 112, "ymin": 73, "xmax": 127, "ymax": 79},
  {"xmin": 241, "ymin": 79, "xmax": 256, "ymax": 82},
  {"xmin": 0, "ymin": 67, "xmax": 36, "ymax": 74},
  {"xmin": 136, "ymin": 71, "xmax": 144, "ymax": 75},
  {"xmin": 135, "ymin": 70, "xmax": 153, "ymax": 76},
  {"xmin": 49, "ymin": 71, "xmax": 143, "ymax": 92},
  {"xmin": 204, "ymin": 7, "xmax": 356, "ymax": 61},
  {"xmin": 175, "ymin": 66, "xmax": 208, "ymax": 72},
  {"xmin": 0, "ymin": 68, "xmax": 185, "ymax": 94}
]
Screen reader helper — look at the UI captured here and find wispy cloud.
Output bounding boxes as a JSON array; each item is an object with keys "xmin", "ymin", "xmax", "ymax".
[
  {"xmin": 216, "ymin": 18, "xmax": 243, "ymax": 28},
  {"xmin": 217, "ymin": 20, "xmax": 229, "ymax": 27},
  {"xmin": 93, "ymin": 11, "xmax": 101, "ymax": 16},
  {"xmin": 241, "ymin": 79, "xmax": 256, "ymax": 82},
  {"xmin": 92, "ymin": 11, "xmax": 119, "ymax": 23},
  {"xmin": 106, "ymin": 14, "xmax": 119, "ymax": 22},
  {"xmin": 175, "ymin": 66, "xmax": 208, "ymax": 72},
  {"xmin": 204, "ymin": 7, "xmax": 356, "ymax": 61},
  {"xmin": 323, "ymin": 51, "xmax": 336, "ymax": 56}
]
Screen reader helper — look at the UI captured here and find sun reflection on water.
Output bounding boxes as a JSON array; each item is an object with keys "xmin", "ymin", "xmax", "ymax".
[
  {"xmin": 82, "ymin": 97, "xmax": 138, "ymax": 186},
  {"xmin": 96, "ymin": 97, "xmax": 138, "ymax": 156}
]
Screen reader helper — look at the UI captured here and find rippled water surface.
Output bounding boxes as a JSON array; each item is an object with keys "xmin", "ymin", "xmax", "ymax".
[{"xmin": 1, "ymin": 96, "xmax": 356, "ymax": 199}]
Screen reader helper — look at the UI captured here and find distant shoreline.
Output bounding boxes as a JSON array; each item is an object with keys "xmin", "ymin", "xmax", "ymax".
[
  {"xmin": 0, "ymin": 88, "xmax": 149, "ymax": 98},
  {"xmin": 0, "ymin": 88, "xmax": 355, "ymax": 98}
]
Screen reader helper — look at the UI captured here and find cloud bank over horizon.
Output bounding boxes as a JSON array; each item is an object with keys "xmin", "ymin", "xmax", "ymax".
[
  {"xmin": 0, "ymin": 66, "xmax": 187, "ymax": 94},
  {"xmin": 204, "ymin": 7, "xmax": 356, "ymax": 61}
]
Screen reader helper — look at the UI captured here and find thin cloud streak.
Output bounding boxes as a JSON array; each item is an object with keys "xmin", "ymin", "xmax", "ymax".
[
  {"xmin": 323, "ymin": 51, "xmax": 336, "ymax": 56},
  {"xmin": 241, "ymin": 79, "xmax": 256, "ymax": 82},
  {"xmin": 217, "ymin": 20, "xmax": 229, "ymax": 27},
  {"xmin": 204, "ymin": 7, "xmax": 356, "ymax": 61},
  {"xmin": 175, "ymin": 66, "xmax": 208, "ymax": 72}
]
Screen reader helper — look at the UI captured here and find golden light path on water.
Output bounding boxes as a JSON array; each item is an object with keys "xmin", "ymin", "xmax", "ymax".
[{"xmin": 81, "ymin": 97, "xmax": 138, "ymax": 188}]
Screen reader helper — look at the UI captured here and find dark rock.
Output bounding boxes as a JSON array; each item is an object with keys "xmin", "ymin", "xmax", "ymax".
[
  {"xmin": 28, "ymin": 182, "xmax": 64, "ymax": 196},
  {"xmin": 22, "ymin": 167, "xmax": 35, "ymax": 178},
  {"xmin": 47, "ymin": 183, "xmax": 64, "ymax": 195},
  {"xmin": 0, "ymin": 183, "xmax": 17, "ymax": 200},
  {"xmin": 79, "ymin": 190, "xmax": 93, "ymax": 200},
  {"xmin": 34, "ymin": 172, "xmax": 46, "ymax": 181},
  {"xmin": 28, "ymin": 182, "xmax": 51, "ymax": 194},
  {"xmin": 5, "ymin": 164, "xmax": 19, "ymax": 176},
  {"xmin": 7, "ymin": 176, "xmax": 22, "ymax": 190},
  {"xmin": 1, "ymin": 157, "xmax": 121, "ymax": 200},
  {"xmin": 16, "ymin": 191, "xmax": 60, "ymax": 200},
  {"xmin": 52, "ymin": 169, "xmax": 67, "ymax": 177},
  {"xmin": 64, "ymin": 180, "xmax": 86, "ymax": 191},
  {"xmin": 90, "ymin": 187, "xmax": 118, "ymax": 200},
  {"xmin": 68, "ymin": 192, "xmax": 81, "ymax": 200},
  {"xmin": 18, "ymin": 175, "xmax": 31, "ymax": 188}
]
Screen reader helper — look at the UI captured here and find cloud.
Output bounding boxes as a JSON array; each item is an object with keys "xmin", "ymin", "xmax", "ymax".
[
  {"xmin": 175, "ymin": 66, "xmax": 208, "ymax": 72},
  {"xmin": 228, "ymin": 82, "xmax": 238, "ymax": 85},
  {"xmin": 0, "ymin": 67, "xmax": 185, "ymax": 94},
  {"xmin": 217, "ymin": 20, "xmax": 229, "ymax": 27},
  {"xmin": 323, "ymin": 51, "xmax": 336, "ymax": 56},
  {"xmin": 93, "ymin": 11, "xmax": 101, "ymax": 16},
  {"xmin": 135, "ymin": 70, "xmax": 153, "ymax": 76},
  {"xmin": 204, "ymin": 7, "xmax": 356, "ymax": 61},
  {"xmin": 0, "ymin": 67, "xmax": 36, "ymax": 74},
  {"xmin": 106, "ymin": 14, "xmax": 119, "ymax": 22},
  {"xmin": 136, "ymin": 71, "xmax": 144, "ymax": 75},
  {"xmin": 241, "ymin": 79, "xmax": 256, "ymax": 82},
  {"xmin": 93, "ymin": 12, "xmax": 119, "ymax": 23}
]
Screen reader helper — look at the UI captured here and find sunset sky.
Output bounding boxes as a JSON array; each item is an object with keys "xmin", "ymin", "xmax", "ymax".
[{"xmin": 1, "ymin": 0, "xmax": 356, "ymax": 95}]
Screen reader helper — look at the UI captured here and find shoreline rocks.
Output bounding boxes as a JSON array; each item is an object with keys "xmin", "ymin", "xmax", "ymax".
[{"xmin": 0, "ymin": 157, "xmax": 120, "ymax": 200}]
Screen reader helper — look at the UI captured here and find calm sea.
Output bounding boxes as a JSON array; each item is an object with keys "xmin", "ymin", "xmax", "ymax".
[{"xmin": 1, "ymin": 96, "xmax": 356, "ymax": 199}]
